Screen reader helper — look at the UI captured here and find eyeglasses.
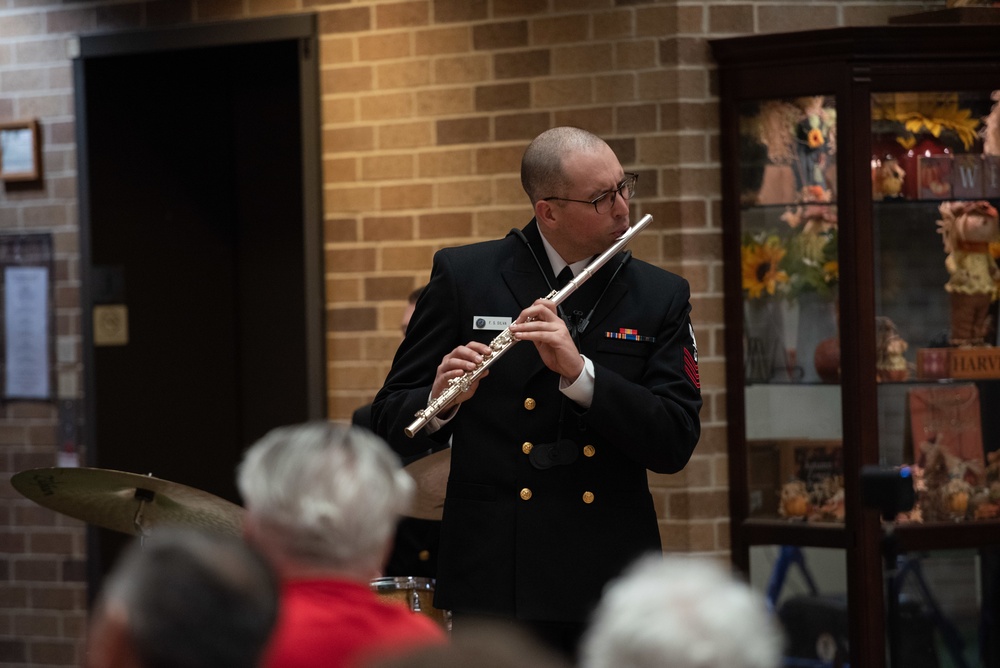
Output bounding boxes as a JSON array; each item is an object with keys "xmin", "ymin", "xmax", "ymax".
[{"xmin": 542, "ymin": 173, "xmax": 638, "ymax": 214}]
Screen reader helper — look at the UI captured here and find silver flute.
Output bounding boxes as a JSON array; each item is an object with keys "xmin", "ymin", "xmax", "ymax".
[{"xmin": 404, "ymin": 213, "xmax": 653, "ymax": 438}]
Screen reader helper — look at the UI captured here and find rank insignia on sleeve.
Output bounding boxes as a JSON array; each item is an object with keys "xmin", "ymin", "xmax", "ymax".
[
  {"xmin": 605, "ymin": 327, "xmax": 655, "ymax": 342},
  {"xmin": 684, "ymin": 346, "xmax": 700, "ymax": 389}
]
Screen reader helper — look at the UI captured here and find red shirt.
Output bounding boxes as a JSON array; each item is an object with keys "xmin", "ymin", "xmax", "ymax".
[{"xmin": 263, "ymin": 578, "xmax": 446, "ymax": 668}]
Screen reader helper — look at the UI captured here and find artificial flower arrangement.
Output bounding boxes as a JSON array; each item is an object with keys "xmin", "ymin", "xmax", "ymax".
[{"xmin": 741, "ymin": 204, "xmax": 839, "ymax": 302}]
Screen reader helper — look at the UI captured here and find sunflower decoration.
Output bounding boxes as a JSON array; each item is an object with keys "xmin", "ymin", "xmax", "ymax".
[
  {"xmin": 872, "ymin": 92, "xmax": 981, "ymax": 151},
  {"xmin": 742, "ymin": 234, "xmax": 789, "ymax": 299}
]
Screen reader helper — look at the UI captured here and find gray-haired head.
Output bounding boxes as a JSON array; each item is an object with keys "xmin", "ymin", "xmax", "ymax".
[
  {"xmin": 236, "ymin": 421, "xmax": 414, "ymax": 577},
  {"xmin": 580, "ymin": 554, "xmax": 785, "ymax": 668},
  {"xmin": 520, "ymin": 127, "xmax": 609, "ymax": 204}
]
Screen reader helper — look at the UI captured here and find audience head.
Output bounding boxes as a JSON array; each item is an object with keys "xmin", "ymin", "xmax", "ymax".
[
  {"xmin": 236, "ymin": 421, "xmax": 414, "ymax": 579},
  {"xmin": 85, "ymin": 527, "xmax": 278, "ymax": 668},
  {"xmin": 579, "ymin": 553, "xmax": 785, "ymax": 668}
]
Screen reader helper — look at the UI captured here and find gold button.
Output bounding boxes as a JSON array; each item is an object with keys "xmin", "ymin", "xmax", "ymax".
[
  {"xmin": 583, "ymin": 445, "xmax": 596, "ymax": 457},
  {"xmin": 520, "ymin": 488, "xmax": 533, "ymax": 501},
  {"xmin": 523, "ymin": 398, "xmax": 536, "ymax": 410},
  {"xmin": 418, "ymin": 550, "xmax": 430, "ymax": 561},
  {"xmin": 522, "ymin": 442, "xmax": 533, "ymax": 454},
  {"xmin": 582, "ymin": 491, "xmax": 594, "ymax": 504}
]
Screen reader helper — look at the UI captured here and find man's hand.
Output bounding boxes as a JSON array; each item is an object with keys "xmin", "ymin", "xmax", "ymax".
[
  {"xmin": 431, "ymin": 341, "xmax": 493, "ymax": 404},
  {"xmin": 510, "ymin": 299, "xmax": 585, "ymax": 380}
]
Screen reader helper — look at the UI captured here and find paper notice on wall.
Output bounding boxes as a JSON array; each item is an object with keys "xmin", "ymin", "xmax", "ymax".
[{"xmin": 4, "ymin": 266, "xmax": 50, "ymax": 399}]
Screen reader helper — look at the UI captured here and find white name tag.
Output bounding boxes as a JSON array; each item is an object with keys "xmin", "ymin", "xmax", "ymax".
[{"xmin": 472, "ymin": 316, "xmax": 512, "ymax": 331}]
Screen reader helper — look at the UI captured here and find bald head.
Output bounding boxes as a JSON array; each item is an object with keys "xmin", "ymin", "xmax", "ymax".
[{"xmin": 520, "ymin": 127, "xmax": 609, "ymax": 204}]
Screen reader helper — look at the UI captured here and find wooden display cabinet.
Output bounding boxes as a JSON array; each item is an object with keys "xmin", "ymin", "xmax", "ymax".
[{"xmin": 712, "ymin": 21, "xmax": 1000, "ymax": 668}]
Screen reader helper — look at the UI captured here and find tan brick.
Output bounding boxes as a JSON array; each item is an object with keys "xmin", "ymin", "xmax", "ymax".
[
  {"xmin": 433, "ymin": 0, "xmax": 488, "ymax": 23},
  {"xmin": 323, "ymin": 125, "xmax": 375, "ymax": 153},
  {"xmin": 323, "ymin": 184, "xmax": 377, "ymax": 214},
  {"xmin": 380, "ymin": 183, "xmax": 433, "ymax": 210},
  {"xmin": 362, "ymin": 215, "xmax": 415, "ymax": 241},
  {"xmin": 617, "ymin": 103, "xmax": 658, "ymax": 134},
  {"xmin": 494, "ymin": 49, "xmax": 550, "ymax": 80},
  {"xmin": 416, "ymin": 87, "xmax": 474, "ymax": 116},
  {"xmin": 359, "ymin": 32, "xmax": 412, "ymax": 61},
  {"xmin": 319, "ymin": 6, "xmax": 371, "ymax": 34},
  {"xmin": 552, "ymin": 43, "xmax": 612, "ymax": 76},
  {"xmin": 531, "ymin": 15, "xmax": 589, "ymax": 45},
  {"xmin": 637, "ymin": 135, "xmax": 680, "ymax": 165},
  {"xmin": 325, "ymin": 218, "xmax": 360, "ymax": 244},
  {"xmin": 638, "ymin": 69, "xmax": 678, "ymax": 101},
  {"xmin": 328, "ymin": 335, "xmax": 363, "ymax": 363},
  {"xmin": 414, "ymin": 26, "xmax": 470, "ymax": 55},
  {"xmin": 553, "ymin": 107, "xmax": 614, "ymax": 136},
  {"xmin": 381, "ymin": 244, "xmax": 437, "ymax": 271},
  {"xmin": 759, "ymin": 5, "xmax": 838, "ymax": 33},
  {"xmin": 476, "ymin": 210, "xmax": 526, "ymax": 238},
  {"xmin": 328, "ymin": 307, "xmax": 378, "ymax": 333},
  {"xmin": 592, "ymin": 9, "xmax": 633, "ymax": 39},
  {"xmin": 494, "ymin": 111, "xmax": 551, "ymax": 141},
  {"xmin": 322, "ymin": 65, "xmax": 375, "ymax": 95},
  {"xmin": 595, "ymin": 72, "xmax": 637, "ymax": 104},
  {"xmin": 418, "ymin": 212, "xmax": 472, "ymax": 238},
  {"xmin": 475, "ymin": 145, "xmax": 521, "ymax": 175},
  {"xmin": 679, "ymin": 134, "xmax": 707, "ymax": 164},
  {"xmin": 379, "ymin": 121, "xmax": 434, "ymax": 149},
  {"xmin": 321, "ymin": 36, "xmax": 354, "ymax": 66},
  {"xmin": 323, "ymin": 97, "xmax": 356, "ymax": 124},
  {"xmin": 437, "ymin": 178, "xmax": 493, "ymax": 208},
  {"xmin": 532, "ymin": 77, "xmax": 592, "ymax": 108},
  {"xmin": 377, "ymin": 60, "xmax": 430, "ymax": 89},
  {"xmin": 324, "ymin": 157, "xmax": 357, "ymax": 183},
  {"xmin": 375, "ymin": 1, "xmax": 430, "ymax": 29},
  {"xmin": 326, "ymin": 277, "xmax": 363, "ymax": 302},
  {"xmin": 327, "ymin": 247, "xmax": 377, "ymax": 273},
  {"xmin": 436, "ymin": 117, "xmax": 489, "ymax": 146},
  {"xmin": 636, "ymin": 6, "xmax": 678, "ymax": 37},
  {"xmin": 433, "ymin": 54, "xmax": 489, "ymax": 84},
  {"xmin": 364, "ymin": 275, "xmax": 418, "ymax": 301},
  {"xmin": 418, "ymin": 148, "xmax": 474, "ymax": 177},
  {"xmin": 495, "ymin": 176, "xmax": 525, "ymax": 205},
  {"xmin": 361, "ymin": 154, "xmax": 414, "ymax": 181},
  {"xmin": 708, "ymin": 4, "xmax": 754, "ymax": 34},
  {"xmin": 472, "ymin": 20, "xmax": 528, "ymax": 50},
  {"xmin": 330, "ymin": 363, "xmax": 385, "ymax": 389},
  {"xmin": 359, "ymin": 92, "xmax": 414, "ymax": 121},
  {"xmin": 677, "ymin": 5, "xmax": 704, "ymax": 34},
  {"xmin": 475, "ymin": 83, "xmax": 531, "ymax": 111}
]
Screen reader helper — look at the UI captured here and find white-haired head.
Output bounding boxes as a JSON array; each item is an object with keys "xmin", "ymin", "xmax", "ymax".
[
  {"xmin": 580, "ymin": 554, "xmax": 785, "ymax": 668},
  {"xmin": 236, "ymin": 421, "xmax": 413, "ymax": 578}
]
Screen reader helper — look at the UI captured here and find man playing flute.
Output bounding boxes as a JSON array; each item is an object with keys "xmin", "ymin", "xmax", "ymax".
[{"xmin": 372, "ymin": 126, "xmax": 702, "ymax": 660}]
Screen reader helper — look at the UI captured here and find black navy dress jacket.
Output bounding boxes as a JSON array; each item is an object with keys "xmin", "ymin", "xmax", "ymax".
[{"xmin": 372, "ymin": 219, "xmax": 702, "ymax": 623}]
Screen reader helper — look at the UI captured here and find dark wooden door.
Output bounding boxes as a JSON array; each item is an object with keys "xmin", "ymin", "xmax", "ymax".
[{"xmin": 75, "ymin": 16, "xmax": 324, "ymax": 588}]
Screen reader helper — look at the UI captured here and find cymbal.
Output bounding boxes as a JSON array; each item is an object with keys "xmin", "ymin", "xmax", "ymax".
[
  {"xmin": 10, "ymin": 467, "xmax": 244, "ymax": 537},
  {"xmin": 402, "ymin": 448, "xmax": 450, "ymax": 521}
]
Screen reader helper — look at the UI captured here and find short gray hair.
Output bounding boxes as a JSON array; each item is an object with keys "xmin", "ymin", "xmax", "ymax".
[
  {"xmin": 236, "ymin": 421, "xmax": 414, "ymax": 574},
  {"xmin": 520, "ymin": 126, "xmax": 607, "ymax": 203},
  {"xmin": 580, "ymin": 554, "xmax": 785, "ymax": 668}
]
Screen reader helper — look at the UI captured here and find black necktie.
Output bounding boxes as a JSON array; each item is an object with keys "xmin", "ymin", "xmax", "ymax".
[{"xmin": 556, "ymin": 266, "xmax": 573, "ymax": 289}]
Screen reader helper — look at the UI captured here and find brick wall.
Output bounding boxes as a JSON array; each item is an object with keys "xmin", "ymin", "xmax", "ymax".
[{"xmin": 0, "ymin": 1, "xmax": 940, "ymax": 666}]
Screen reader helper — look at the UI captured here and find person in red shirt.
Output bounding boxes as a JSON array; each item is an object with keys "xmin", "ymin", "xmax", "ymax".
[{"xmin": 237, "ymin": 422, "xmax": 447, "ymax": 668}]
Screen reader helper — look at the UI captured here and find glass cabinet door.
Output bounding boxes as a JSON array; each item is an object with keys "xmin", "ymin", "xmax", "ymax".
[
  {"xmin": 871, "ymin": 89, "xmax": 1000, "ymax": 666},
  {"xmin": 737, "ymin": 96, "xmax": 844, "ymax": 524}
]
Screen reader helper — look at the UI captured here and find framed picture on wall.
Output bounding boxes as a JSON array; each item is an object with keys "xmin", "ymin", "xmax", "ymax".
[{"xmin": 0, "ymin": 119, "xmax": 41, "ymax": 182}]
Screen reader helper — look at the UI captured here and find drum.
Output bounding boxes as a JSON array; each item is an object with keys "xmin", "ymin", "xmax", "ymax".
[{"xmin": 370, "ymin": 576, "xmax": 451, "ymax": 630}]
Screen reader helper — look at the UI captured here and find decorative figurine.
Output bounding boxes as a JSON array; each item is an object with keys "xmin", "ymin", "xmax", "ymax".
[
  {"xmin": 778, "ymin": 480, "xmax": 811, "ymax": 519},
  {"xmin": 875, "ymin": 316, "xmax": 910, "ymax": 382},
  {"xmin": 936, "ymin": 200, "xmax": 1000, "ymax": 346}
]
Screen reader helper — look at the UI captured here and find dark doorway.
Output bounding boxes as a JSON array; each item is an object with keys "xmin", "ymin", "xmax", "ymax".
[{"xmin": 74, "ymin": 15, "xmax": 325, "ymax": 591}]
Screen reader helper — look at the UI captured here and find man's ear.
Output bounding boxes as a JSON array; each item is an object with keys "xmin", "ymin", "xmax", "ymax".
[{"xmin": 534, "ymin": 199, "xmax": 558, "ymax": 227}]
